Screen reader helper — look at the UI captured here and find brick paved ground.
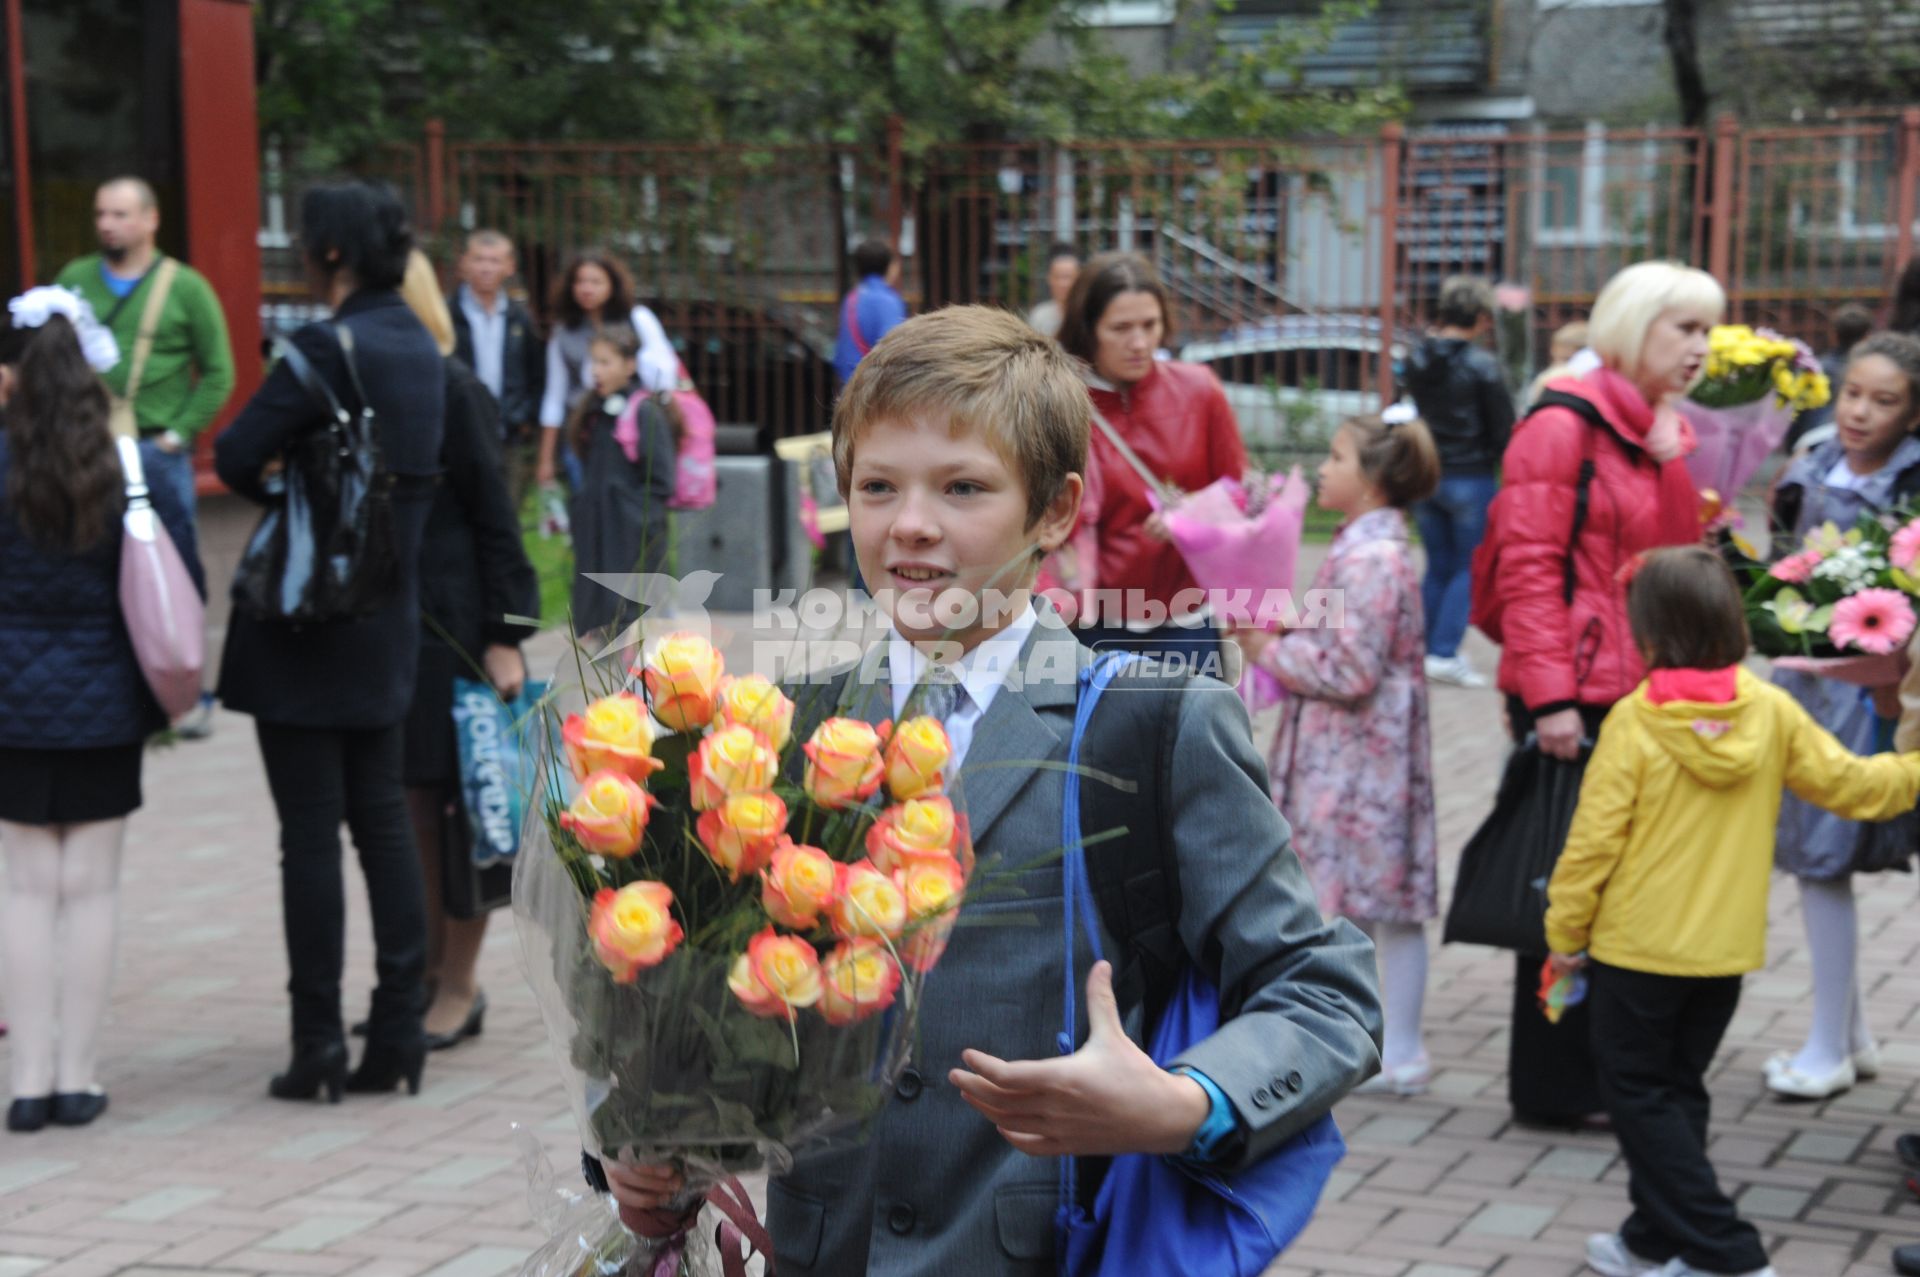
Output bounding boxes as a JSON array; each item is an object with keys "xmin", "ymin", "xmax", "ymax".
[{"xmin": 6, "ymin": 564, "xmax": 1920, "ymax": 1276}]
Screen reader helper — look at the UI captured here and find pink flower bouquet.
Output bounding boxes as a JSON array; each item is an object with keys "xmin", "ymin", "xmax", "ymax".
[
  {"xmin": 1159, "ymin": 467, "xmax": 1311, "ymax": 713},
  {"xmin": 1677, "ymin": 395, "xmax": 1797, "ymax": 502},
  {"xmin": 1730, "ymin": 508, "xmax": 1920, "ymax": 712}
]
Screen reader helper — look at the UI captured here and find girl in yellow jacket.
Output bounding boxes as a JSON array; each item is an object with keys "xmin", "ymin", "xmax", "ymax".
[{"xmin": 1546, "ymin": 546, "xmax": 1920, "ymax": 1277}]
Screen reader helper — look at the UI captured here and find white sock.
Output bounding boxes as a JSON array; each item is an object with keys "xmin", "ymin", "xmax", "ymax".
[
  {"xmin": 2, "ymin": 821, "xmax": 63, "ymax": 1098},
  {"xmin": 52, "ymin": 819, "xmax": 127, "ymax": 1093},
  {"xmin": 1791, "ymin": 876, "xmax": 1867, "ymax": 1075},
  {"xmin": 1361, "ymin": 919, "xmax": 1430, "ymax": 1071}
]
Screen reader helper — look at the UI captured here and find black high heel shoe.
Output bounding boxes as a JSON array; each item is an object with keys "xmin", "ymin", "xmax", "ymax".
[
  {"xmin": 346, "ymin": 1038, "xmax": 426, "ymax": 1096},
  {"xmin": 425, "ymin": 990, "xmax": 488, "ymax": 1052},
  {"xmin": 269, "ymin": 1039, "xmax": 348, "ymax": 1104}
]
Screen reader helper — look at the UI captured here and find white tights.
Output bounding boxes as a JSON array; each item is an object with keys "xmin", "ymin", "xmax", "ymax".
[
  {"xmin": 1788, "ymin": 875, "xmax": 1874, "ymax": 1076},
  {"xmin": 1358, "ymin": 919, "xmax": 1430, "ymax": 1070},
  {"xmin": 1, "ymin": 818, "xmax": 127, "ymax": 1097}
]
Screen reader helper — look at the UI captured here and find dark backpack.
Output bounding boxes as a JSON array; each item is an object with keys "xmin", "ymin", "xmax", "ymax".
[
  {"xmin": 1468, "ymin": 388, "xmax": 1611, "ymax": 645},
  {"xmin": 231, "ymin": 326, "xmax": 399, "ymax": 624}
]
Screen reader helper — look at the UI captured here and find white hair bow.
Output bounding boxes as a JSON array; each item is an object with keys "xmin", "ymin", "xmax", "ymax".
[
  {"xmin": 7, "ymin": 286, "xmax": 121, "ymax": 373},
  {"xmin": 1381, "ymin": 400, "xmax": 1419, "ymax": 426}
]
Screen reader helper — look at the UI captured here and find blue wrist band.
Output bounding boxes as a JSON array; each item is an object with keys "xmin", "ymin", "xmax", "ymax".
[{"xmin": 1170, "ymin": 1066, "xmax": 1239, "ymax": 1165}]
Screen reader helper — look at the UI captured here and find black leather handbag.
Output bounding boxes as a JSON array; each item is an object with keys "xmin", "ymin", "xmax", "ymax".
[{"xmin": 232, "ymin": 326, "xmax": 398, "ymax": 624}]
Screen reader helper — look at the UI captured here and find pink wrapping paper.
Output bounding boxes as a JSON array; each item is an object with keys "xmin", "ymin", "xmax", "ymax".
[
  {"xmin": 1161, "ymin": 468, "xmax": 1311, "ymax": 714},
  {"xmin": 1677, "ymin": 397, "xmax": 1796, "ymax": 498}
]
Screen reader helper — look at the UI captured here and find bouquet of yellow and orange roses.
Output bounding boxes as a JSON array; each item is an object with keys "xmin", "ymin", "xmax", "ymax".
[{"xmin": 513, "ymin": 632, "xmax": 970, "ymax": 1276}]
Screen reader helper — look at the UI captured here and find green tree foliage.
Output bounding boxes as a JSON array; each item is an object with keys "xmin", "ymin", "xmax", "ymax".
[{"xmin": 257, "ymin": 0, "xmax": 1400, "ymax": 164}]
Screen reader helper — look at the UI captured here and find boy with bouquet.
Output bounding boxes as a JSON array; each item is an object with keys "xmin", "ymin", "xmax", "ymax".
[{"xmin": 606, "ymin": 306, "xmax": 1383, "ymax": 1271}]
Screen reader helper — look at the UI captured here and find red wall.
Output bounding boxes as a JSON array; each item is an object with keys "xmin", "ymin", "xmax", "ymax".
[{"xmin": 178, "ymin": 0, "xmax": 261, "ymax": 492}]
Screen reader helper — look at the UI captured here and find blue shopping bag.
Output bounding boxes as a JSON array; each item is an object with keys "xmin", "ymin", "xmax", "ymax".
[
  {"xmin": 452, "ymin": 676, "xmax": 549, "ymax": 868},
  {"xmin": 1056, "ymin": 654, "xmax": 1345, "ymax": 1277}
]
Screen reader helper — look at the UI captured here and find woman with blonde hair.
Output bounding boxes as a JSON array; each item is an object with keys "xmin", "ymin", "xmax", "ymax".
[
  {"xmin": 385, "ymin": 251, "xmax": 539, "ymax": 1051},
  {"xmin": 1473, "ymin": 259, "xmax": 1722, "ymax": 1127}
]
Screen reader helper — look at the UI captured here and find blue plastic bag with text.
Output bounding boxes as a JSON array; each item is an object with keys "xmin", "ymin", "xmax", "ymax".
[{"xmin": 452, "ymin": 676, "xmax": 549, "ymax": 868}]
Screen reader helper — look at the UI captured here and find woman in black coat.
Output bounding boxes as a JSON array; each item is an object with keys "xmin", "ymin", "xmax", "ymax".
[
  {"xmin": 393, "ymin": 251, "xmax": 539, "ymax": 1051},
  {"xmin": 0, "ymin": 299, "xmax": 205, "ymax": 1132},
  {"xmin": 214, "ymin": 182, "xmax": 445, "ymax": 1103}
]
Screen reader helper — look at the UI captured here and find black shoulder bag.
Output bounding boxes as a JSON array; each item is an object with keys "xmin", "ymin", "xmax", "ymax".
[{"xmin": 233, "ymin": 325, "xmax": 399, "ymax": 624}]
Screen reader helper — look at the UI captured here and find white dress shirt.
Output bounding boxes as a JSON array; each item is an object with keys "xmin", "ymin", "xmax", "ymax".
[
  {"xmin": 457, "ymin": 285, "xmax": 507, "ymax": 399},
  {"xmin": 886, "ymin": 604, "xmax": 1040, "ymax": 776}
]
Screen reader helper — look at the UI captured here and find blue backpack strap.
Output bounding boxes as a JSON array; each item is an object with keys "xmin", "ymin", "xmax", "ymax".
[{"xmin": 1057, "ymin": 650, "xmax": 1136, "ymax": 1221}]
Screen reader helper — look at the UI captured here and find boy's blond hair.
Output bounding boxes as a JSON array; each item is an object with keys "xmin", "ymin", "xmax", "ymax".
[{"xmin": 833, "ymin": 305, "xmax": 1091, "ymax": 526}]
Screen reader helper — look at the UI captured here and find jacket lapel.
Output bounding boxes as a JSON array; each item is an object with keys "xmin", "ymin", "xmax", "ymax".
[{"xmin": 949, "ymin": 619, "xmax": 1083, "ymax": 850}]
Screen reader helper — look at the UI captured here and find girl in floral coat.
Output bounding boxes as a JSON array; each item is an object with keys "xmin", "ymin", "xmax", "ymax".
[{"xmin": 1237, "ymin": 409, "xmax": 1442, "ymax": 1095}]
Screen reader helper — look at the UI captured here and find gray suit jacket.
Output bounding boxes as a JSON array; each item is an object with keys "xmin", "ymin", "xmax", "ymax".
[{"xmin": 770, "ymin": 613, "xmax": 1384, "ymax": 1274}]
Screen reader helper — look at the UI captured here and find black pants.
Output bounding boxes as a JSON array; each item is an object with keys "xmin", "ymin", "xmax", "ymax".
[
  {"xmin": 1589, "ymin": 962, "xmax": 1768, "ymax": 1274},
  {"xmin": 1506, "ymin": 696, "xmax": 1609, "ymax": 1121},
  {"xmin": 256, "ymin": 721, "xmax": 427, "ymax": 1045}
]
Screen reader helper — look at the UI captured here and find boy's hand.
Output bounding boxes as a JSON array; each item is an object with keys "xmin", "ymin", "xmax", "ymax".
[
  {"xmin": 950, "ymin": 960, "xmax": 1210, "ymax": 1158},
  {"xmin": 1546, "ymin": 951, "xmax": 1587, "ymax": 979},
  {"xmin": 604, "ymin": 1158, "xmax": 683, "ymax": 1209}
]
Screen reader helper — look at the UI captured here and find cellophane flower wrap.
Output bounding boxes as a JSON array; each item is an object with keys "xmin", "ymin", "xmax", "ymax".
[
  {"xmin": 513, "ymin": 635, "xmax": 975, "ymax": 1276},
  {"xmin": 1158, "ymin": 466, "xmax": 1310, "ymax": 713},
  {"xmin": 1680, "ymin": 325, "xmax": 1832, "ymax": 500},
  {"xmin": 1726, "ymin": 506, "xmax": 1920, "ymax": 676}
]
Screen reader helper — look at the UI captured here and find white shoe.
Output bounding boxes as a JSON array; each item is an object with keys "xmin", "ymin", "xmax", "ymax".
[
  {"xmin": 1585, "ymin": 1232, "xmax": 1662, "ymax": 1277},
  {"xmin": 1765, "ymin": 1054, "xmax": 1855, "ymax": 1099},
  {"xmin": 1355, "ymin": 1056, "xmax": 1432, "ymax": 1097},
  {"xmin": 1654, "ymin": 1260, "xmax": 1775, "ymax": 1277},
  {"xmin": 1766, "ymin": 1043, "xmax": 1879, "ymax": 1083},
  {"xmin": 1424, "ymin": 654, "xmax": 1489, "ymax": 688}
]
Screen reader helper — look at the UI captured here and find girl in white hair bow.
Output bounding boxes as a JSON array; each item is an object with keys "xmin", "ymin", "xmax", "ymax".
[
  {"xmin": 1231, "ymin": 403, "xmax": 1446, "ymax": 1097},
  {"xmin": 0, "ymin": 285, "xmax": 199, "ymax": 1133}
]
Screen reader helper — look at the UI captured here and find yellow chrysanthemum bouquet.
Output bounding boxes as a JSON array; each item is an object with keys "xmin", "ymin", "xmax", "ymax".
[
  {"xmin": 1681, "ymin": 324, "xmax": 1833, "ymax": 500},
  {"xmin": 1694, "ymin": 324, "xmax": 1832, "ymax": 412},
  {"xmin": 513, "ymin": 631, "xmax": 971, "ymax": 1275}
]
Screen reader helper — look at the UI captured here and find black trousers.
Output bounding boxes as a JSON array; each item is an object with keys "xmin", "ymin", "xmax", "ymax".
[
  {"xmin": 1589, "ymin": 961, "xmax": 1768, "ymax": 1274},
  {"xmin": 256, "ymin": 721, "xmax": 427, "ymax": 1045}
]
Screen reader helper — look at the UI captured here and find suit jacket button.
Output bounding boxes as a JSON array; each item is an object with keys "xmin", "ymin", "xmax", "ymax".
[
  {"xmin": 1286, "ymin": 1071, "xmax": 1303, "ymax": 1092},
  {"xmin": 888, "ymin": 1203, "xmax": 915, "ymax": 1235},
  {"xmin": 1252, "ymin": 1087, "xmax": 1271, "ymax": 1108},
  {"xmin": 895, "ymin": 1068, "xmax": 923, "ymax": 1101}
]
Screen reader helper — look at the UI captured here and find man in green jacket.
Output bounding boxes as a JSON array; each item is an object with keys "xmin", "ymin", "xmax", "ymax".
[
  {"xmin": 58, "ymin": 176, "xmax": 236, "ymax": 736},
  {"xmin": 57, "ymin": 178, "xmax": 236, "ymax": 512}
]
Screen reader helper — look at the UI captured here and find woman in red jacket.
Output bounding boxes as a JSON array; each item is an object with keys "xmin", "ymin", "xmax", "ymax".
[
  {"xmin": 1058, "ymin": 253, "xmax": 1246, "ymax": 668},
  {"xmin": 1477, "ymin": 259, "xmax": 1722, "ymax": 1128}
]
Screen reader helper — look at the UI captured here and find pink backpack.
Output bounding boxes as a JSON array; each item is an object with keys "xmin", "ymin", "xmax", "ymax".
[
  {"xmin": 670, "ymin": 362, "xmax": 716, "ymax": 511},
  {"xmin": 609, "ymin": 362, "xmax": 716, "ymax": 511}
]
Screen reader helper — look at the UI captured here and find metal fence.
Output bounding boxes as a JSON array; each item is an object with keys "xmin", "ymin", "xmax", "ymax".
[{"xmin": 275, "ymin": 109, "xmax": 1920, "ymax": 448}]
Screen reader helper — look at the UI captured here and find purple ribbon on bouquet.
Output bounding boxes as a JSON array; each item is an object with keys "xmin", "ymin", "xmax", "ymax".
[{"xmin": 623, "ymin": 1174, "xmax": 775, "ymax": 1277}]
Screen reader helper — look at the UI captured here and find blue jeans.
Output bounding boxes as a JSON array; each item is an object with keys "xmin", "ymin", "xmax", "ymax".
[
  {"xmin": 1411, "ymin": 473, "xmax": 1497, "ymax": 659},
  {"xmin": 141, "ymin": 440, "xmax": 200, "ymax": 564}
]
